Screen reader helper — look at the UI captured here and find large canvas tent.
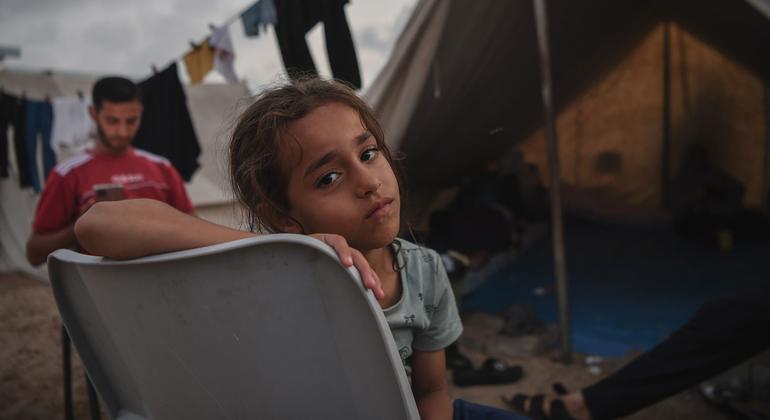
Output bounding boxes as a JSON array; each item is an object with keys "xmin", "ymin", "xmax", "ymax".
[
  {"xmin": 367, "ymin": 0, "xmax": 770, "ymax": 356},
  {"xmin": 368, "ymin": 0, "xmax": 770, "ymax": 220}
]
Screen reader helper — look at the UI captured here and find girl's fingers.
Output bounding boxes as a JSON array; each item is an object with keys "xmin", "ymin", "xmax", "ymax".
[
  {"xmin": 313, "ymin": 233, "xmax": 385, "ymax": 300},
  {"xmin": 315, "ymin": 233, "xmax": 354, "ymax": 266},
  {"xmin": 351, "ymin": 249, "xmax": 385, "ymax": 300}
]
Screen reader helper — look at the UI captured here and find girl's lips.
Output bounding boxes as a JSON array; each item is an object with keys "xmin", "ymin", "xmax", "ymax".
[{"xmin": 367, "ymin": 198, "xmax": 394, "ymax": 219}]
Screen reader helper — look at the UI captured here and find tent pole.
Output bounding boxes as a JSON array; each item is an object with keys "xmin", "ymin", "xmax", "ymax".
[
  {"xmin": 662, "ymin": 19, "xmax": 672, "ymax": 208},
  {"xmin": 762, "ymin": 82, "xmax": 770, "ymax": 213},
  {"xmin": 532, "ymin": 0, "xmax": 572, "ymax": 363}
]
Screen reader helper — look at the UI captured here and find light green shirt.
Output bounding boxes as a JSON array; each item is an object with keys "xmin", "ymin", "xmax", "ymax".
[{"xmin": 383, "ymin": 239, "xmax": 463, "ymax": 380}]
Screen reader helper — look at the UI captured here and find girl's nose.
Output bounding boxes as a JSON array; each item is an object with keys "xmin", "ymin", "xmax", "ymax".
[{"xmin": 355, "ymin": 169, "xmax": 381, "ymax": 198}]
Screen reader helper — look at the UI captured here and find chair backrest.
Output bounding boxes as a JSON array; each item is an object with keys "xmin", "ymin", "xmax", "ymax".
[{"xmin": 48, "ymin": 234, "xmax": 420, "ymax": 420}]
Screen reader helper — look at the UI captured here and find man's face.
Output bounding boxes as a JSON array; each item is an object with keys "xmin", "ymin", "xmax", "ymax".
[{"xmin": 89, "ymin": 99, "xmax": 143, "ymax": 154}]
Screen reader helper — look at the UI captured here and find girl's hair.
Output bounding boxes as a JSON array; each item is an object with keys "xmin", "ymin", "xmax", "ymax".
[{"xmin": 229, "ymin": 77, "xmax": 405, "ymax": 233}]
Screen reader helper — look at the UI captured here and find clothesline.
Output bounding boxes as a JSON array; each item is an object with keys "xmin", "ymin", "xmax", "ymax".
[{"xmin": 152, "ymin": 0, "xmax": 275, "ymax": 80}]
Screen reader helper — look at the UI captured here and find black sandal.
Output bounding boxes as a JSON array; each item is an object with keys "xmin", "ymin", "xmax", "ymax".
[
  {"xmin": 452, "ymin": 358, "xmax": 523, "ymax": 387},
  {"xmin": 503, "ymin": 382, "xmax": 577, "ymax": 420}
]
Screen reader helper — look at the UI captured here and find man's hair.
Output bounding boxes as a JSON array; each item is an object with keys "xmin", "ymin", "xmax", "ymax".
[{"xmin": 92, "ymin": 76, "xmax": 142, "ymax": 110}]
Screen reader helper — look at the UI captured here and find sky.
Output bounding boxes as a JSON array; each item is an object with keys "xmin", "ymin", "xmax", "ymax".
[{"xmin": 0, "ymin": 0, "xmax": 417, "ymax": 91}]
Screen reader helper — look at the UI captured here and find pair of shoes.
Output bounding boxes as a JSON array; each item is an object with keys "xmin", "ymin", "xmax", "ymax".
[
  {"xmin": 445, "ymin": 342, "xmax": 472, "ymax": 370},
  {"xmin": 452, "ymin": 358, "xmax": 523, "ymax": 387},
  {"xmin": 504, "ymin": 383, "xmax": 577, "ymax": 420}
]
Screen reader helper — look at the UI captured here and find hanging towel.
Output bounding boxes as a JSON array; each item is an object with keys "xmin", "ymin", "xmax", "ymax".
[
  {"xmin": 182, "ymin": 40, "xmax": 215, "ymax": 84},
  {"xmin": 51, "ymin": 96, "xmax": 95, "ymax": 161},
  {"xmin": 209, "ymin": 24, "xmax": 239, "ymax": 83},
  {"xmin": 273, "ymin": 0, "xmax": 361, "ymax": 88},
  {"xmin": 134, "ymin": 63, "xmax": 201, "ymax": 182},
  {"xmin": 241, "ymin": 0, "xmax": 278, "ymax": 37}
]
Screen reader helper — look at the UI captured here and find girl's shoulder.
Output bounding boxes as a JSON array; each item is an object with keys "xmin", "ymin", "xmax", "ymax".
[
  {"xmin": 394, "ymin": 237, "xmax": 438, "ymax": 258},
  {"xmin": 394, "ymin": 238, "xmax": 444, "ymax": 277}
]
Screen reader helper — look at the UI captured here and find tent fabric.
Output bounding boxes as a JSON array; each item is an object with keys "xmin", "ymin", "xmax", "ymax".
[
  {"xmin": 184, "ymin": 82, "xmax": 251, "ymax": 206},
  {"xmin": 748, "ymin": 0, "xmax": 770, "ymax": 18},
  {"xmin": 367, "ymin": 0, "xmax": 770, "ymax": 218},
  {"xmin": 519, "ymin": 24, "xmax": 769, "ymax": 210},
  {"xmin": 365, "ymin": 0, "xmax": 450, "ymax": 153},
  {"xmin": 0, "ymin": 68, "xmax": 247, "ymax": 280}
]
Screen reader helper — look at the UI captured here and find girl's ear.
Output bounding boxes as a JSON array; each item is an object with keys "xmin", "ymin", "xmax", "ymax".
[{"xmin": 258, "ymin": 203, "xmax": 302, "ymax": 234}]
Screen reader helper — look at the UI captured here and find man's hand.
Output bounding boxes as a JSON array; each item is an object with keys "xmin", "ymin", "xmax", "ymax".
[{"xmin": 309, "ymin": 233, "xmax": 385, "ymax": 300}]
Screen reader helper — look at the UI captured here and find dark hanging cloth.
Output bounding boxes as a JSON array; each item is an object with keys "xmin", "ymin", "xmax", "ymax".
[
  {"xmin": 273, "ymin": 0, "xmax": 361, "ymax": 89},
  {"xmin": 0, "ymin": 93, "xmax": 11, "ymax": 178},
  {"xmin": 0, "ymin": 92, "xmax": 33, "ymax": 187},
  {"xmin": 25, "ymin": 99, "xmax": 56, "ymax": 192},
  {"xmin": 134, "ymin": 63, "xmax": 200, "ymax": 181},
  {"xmin": 241, "ymin": 0, "xmax": 278, "ymax": 37}
]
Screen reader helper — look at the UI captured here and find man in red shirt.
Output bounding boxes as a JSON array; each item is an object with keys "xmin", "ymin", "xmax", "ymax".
[{"xmin": 26, "ymin": 76, "xmax": 194, "ymax": 266}]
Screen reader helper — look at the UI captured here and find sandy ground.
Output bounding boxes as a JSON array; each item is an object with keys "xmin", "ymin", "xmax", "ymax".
[{"xmin": 0, "ymin": 272, "xmax": 731, "ymax": 420}]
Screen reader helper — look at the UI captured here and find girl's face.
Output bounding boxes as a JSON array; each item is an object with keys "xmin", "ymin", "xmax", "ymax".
[{"xmin": 279, "ymin": 102, "xmax": 401, "ymax": 251}]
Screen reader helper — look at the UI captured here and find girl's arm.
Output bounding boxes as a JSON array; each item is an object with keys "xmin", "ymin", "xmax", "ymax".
[
  {"xmin": 411, "ymin": 349, "xmax": 453, "ymax": 420},
  {"xmin": 75, "ymin": 199, "xmax": 253, "ymax": 259},
  {"xmin": 75, "ymin": 199, "xmax": 384, "ymax": 299}
]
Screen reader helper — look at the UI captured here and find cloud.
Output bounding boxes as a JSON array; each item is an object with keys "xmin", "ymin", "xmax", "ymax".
[
  {"xmin": 1, "ymin": 0, "xmax": 417, "ymax": 90},
  {"xmin": 356, "ymin": 26, "xmax": 389, "ymax": 52}
]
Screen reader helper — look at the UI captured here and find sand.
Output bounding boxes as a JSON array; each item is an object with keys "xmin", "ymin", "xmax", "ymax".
[{"xmin": 0, "ymin": 272, "xmax": 728, "ymax": 420}]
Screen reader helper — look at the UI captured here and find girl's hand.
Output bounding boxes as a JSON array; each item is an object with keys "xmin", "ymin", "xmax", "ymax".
[{"xmin": 310, "ymin": 233, "xmax": 385, "ymax": 300}]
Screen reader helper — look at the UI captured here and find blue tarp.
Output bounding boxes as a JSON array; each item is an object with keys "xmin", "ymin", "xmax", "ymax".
[{"xmin": 462, "ymin": 223, "xmax": 770, "ymax": 356}]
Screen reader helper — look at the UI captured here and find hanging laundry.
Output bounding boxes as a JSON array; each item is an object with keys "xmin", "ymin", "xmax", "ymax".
[
  {"xmin": 182, "ymin": 40, "xmax": 215, "ymax": 84},
  {"xmin": 241, "ymin": 0, "xmax": 278, "ymax": 37},
  {"xmin": 0, "ymin": 92, "xmax": 12, "ymax": 178},
  {"xmin": 0, "ymin": 93, "xmax": 33, "ymax": 186},
  {"xmin": 134, "ymin": 63, "xmax": 201, "ymax": 182},
  {"xmin": 26, "ymin": 99, "xmax": 56, "ymax": 192},
  {"xmin": 209, "ymin": 24, "xmax": 239, "ymax": 83},
  {"xmin": 273, "ymin": 0, "xmax": 361, "ymax": 88},
  {"xmin": 51, "ymin": 95, "xmax": 96, "ymax": 161}
]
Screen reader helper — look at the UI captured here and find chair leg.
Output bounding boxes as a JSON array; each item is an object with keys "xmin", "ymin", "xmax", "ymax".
[
  {"xmin": 86, "ymin": 371, "xmax": 102, "ymax": 420},
  {"xmin": 62, "ymin": 326, "xmax": 74, "ymax": 420}
]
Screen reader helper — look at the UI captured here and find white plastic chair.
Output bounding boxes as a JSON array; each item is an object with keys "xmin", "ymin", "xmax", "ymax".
[{"xmin": 48, "ymin": 234, "xmax": 420, "ymax": 420}]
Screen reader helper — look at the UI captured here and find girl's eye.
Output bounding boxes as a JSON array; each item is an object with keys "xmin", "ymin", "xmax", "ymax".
[
  {"xmin": 361, "ymin": 147, "xmax": 378, "ymax": 162},
  {"xmin": 316, "ymin": 172, "xmax": 340, "ymax": 188}
]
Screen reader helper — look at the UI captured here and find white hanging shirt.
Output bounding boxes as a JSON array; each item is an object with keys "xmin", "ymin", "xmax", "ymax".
[
  {"xmin": 209, "ymin": 24, "xmax": 239, "ymax": 83},
  {"xmin": 51, "ymin": 96, "xmax": 96, "ymax": 161}
]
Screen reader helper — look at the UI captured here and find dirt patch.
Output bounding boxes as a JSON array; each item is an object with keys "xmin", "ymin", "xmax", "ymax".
[{"xmin": 0, "ymin": 273, "xmax": 92, "ymax": 420}]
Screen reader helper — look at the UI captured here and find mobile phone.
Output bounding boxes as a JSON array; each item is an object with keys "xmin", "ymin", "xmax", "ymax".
[{"xmin": 93, "ymin": 183, "xmax": 124, "ymax": 202}]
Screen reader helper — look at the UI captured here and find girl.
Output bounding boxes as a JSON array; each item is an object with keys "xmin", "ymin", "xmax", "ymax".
[{"xmin": 76, "ymin": 78, "xmax": 528, "ymax": 420}]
